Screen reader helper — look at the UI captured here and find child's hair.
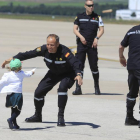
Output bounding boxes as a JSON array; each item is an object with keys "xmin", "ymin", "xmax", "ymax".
[
  {"xmin": 7, "ymin": 59, "xmax": 22, "ymax": 73},
  {"xmin": 6, "ymin": 66, "xmax": 21, "ymax": 73}
]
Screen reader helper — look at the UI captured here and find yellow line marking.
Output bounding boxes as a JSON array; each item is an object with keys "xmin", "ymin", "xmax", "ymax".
[
  {"xmin": 99, "ymin": 57, "xmax": 119, "ymax": 62},
  {"xmin": 68, "ymin": 46, "xmax": 77, "ymax": 49}
]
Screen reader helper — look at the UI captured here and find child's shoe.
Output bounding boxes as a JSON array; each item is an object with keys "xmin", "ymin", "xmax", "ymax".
[
  {"xmin": 13, "ymin": 125, "xmax": 20, "ymax": 130},
  {"xmin": 7, "ymin": 118, "xmax": 14, "ymax": 129}
]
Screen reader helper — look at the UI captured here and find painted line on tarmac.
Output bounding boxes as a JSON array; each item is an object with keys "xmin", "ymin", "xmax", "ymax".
[{"xmin": 99, "ymin": 57, "xmax": 119, "ymax": 62}]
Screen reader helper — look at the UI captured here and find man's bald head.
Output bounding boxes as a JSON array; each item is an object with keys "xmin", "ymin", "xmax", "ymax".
[
  {"xmin": 46, "ymin": 34, "xmax": 59, "ymax": 53},
  {"xmin": 85, "ymin": 0, "xmax": 93, "ymax": 4}
]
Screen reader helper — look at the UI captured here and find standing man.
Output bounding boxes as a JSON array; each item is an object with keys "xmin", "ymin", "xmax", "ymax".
[
  {"xmin": 119, "ymin": 25, "xmax": 140, "ymax": 126},
  {"xmin": 2, "ymin": 34, "xmax": 83, "ymax": 126},
  {"xmin": 73, "ymin": 0, "xmax": 104, "ymax": 95}
]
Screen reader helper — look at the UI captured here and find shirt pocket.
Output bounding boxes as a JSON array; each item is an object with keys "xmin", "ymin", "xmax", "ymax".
[
  {"xmin": 79, "ymin": 21, "xmax": 87, "ymax": 30},
  {"xmin": 88, "ymin": 21, "xmax": 98, "ymax": 31}
]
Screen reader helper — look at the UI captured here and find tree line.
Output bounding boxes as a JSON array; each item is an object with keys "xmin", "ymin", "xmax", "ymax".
[{"xmin": 0, "ymin": 3, "xmax": 127, "ymax": 17}]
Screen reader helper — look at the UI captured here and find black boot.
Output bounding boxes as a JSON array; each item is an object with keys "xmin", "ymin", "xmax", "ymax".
[
  {"xmin": 25, "ymin": 111, "xmax": 42, "ymax": 122},
  {"xmin": 125, "ymin": 98, "xmax": 139, "ymax": 125},
  {"xmin": 94, "ymin": 82, "xmax": 101, "ymax": 95},
  {"xmin": 92, "ymin": 71, "xmax": 101, "ymax": 95},
  {"xmin": 57, "ymin": 94, "xmax": 67, "ymax": 126},
  {"xmin": 57, "ymin": 116, "xmax": 65, "ymax": 126},
  {"xmin": 25, "ymin": 98, "xmax": 44, "ymax": 122},
  {"xmin": 72, "ymin": 81, "xmax": 82, "ymax": 95},
  {"xmin": 57, "ymin": 107, "xmax": 65, "ymax": 126},
  {"xmin": 125, "ymin": 116, "xmax": 139, "ymax": 125}
]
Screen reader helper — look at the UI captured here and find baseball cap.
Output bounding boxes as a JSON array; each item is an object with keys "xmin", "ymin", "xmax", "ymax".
[{"xmin": 10, "ymin": 59, "xmax": 21, "ymax": 70}]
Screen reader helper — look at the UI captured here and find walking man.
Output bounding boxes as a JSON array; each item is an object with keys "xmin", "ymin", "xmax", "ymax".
[{"xmin": 119, "ymin": 25, "xmax": 140, "ymax": 126}]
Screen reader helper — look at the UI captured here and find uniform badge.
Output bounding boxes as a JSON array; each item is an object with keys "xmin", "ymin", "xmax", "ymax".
[
  {"xmin": 65, "ymin": 52, "xmax": 70, "ymax": 58},
  {"xmin": 75, "ymin": 16, "xmax": 77, "ymax": 20},
  {"xmin": 59, "ymin": 58, "xmax": 62, "ymax": 61},
  {"xmin": 36, "ymin": 47, "xmax": 41, "ymax": 52}
]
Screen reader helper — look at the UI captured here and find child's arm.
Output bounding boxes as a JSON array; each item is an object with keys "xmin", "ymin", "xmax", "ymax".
[
  {"xmin": 22, "ymin": 68, "xmax": 36, "ymax": 78},
  {"xmin": 31, "ymin": 68, "xmax": 36, "ymax": 75}
]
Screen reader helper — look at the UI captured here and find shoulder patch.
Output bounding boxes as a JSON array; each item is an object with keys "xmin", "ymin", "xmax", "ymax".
[
  {"xmin": 36, "ymin": 47, "xmax": 41, "ymax": 52},
  {"xmin": 94, "ymin": 17, "xmax": 98, "ymax": 21},
  {"xmin": 75, "ymin": 16, "xmax": 77, "ymax": 20},
  {"xmin": 65, "ymin": 52, "xmax": 70, "ymax": 58}
]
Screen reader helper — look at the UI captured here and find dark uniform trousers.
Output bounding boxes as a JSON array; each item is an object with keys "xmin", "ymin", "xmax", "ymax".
[
  {"xmin": 76, "ymin": 40, "xmax": 99, "ymax": 82},
  {"xmin": 127, "ymin": 70, "xmax": 140, "ymax": 116},
  {"xmin": 34, "ymin": 70, "xmax": 75, "ymax": 116}
]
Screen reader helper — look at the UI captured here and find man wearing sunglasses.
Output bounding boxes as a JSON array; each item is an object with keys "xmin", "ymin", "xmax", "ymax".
[{"xmin": 73, "ymin": 0, "xmax": 104, "ymax": 95}]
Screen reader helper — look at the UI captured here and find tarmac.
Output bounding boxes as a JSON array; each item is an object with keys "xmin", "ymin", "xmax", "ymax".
[{"xmin": 0, "ymin": 18, "xmax": 140, "ymax": 140}]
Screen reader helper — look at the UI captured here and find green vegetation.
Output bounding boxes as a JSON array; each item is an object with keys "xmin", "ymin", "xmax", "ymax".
[
  {"xmin": 0, "ymin": 0, "xmax": 130, "ymax": 21},
  {"xmin": 0, "ymin": 1, "xmax": 127, "ymax": 7},
  {"xmin": 0, "ymin": 1, "xmax": 84, "ymax": 7},
  {"xmin": 98, "ymin": 2, "xmax": 127, "ymax": 5},
  {"xmin": 0, "ymin": 3, "xmax": 127, "ymax": 17}
]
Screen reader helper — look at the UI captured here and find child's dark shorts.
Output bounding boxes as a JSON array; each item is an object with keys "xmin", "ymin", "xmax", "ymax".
[{"xmin": 6, "ymin": 93, "xmax": 23, "ymax": 111}]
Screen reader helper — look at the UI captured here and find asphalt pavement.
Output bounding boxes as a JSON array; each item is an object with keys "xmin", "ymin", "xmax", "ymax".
[{"xmin": 0, "ymin": 19, "xmax": 139, "ymax": 140}]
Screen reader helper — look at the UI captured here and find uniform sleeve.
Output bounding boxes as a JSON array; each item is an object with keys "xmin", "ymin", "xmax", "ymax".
[
  {"xmin": 64, "ymin": 48, "xmax": 82, "ymax": 75},
  {"xmin": 13, "ymin": 45, "xmax": 47, "ymax": 61},
  {"xmin": 74, "ymin": 15, "xmax": 80, "ymax": 25},
  {"xmin": 98, "ymin": 16, "xmax": 104, "ymax": 27},
  {"xmin": 121, "ymin": 31, "xmax": 130, "ymax": 48},
  {"xmin": 0, "ymin": 74, "xmax": 8, "ymax": 86}
]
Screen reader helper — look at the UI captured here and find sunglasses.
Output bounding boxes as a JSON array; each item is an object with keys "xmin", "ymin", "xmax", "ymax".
[{"xmin": 86, "ymin": 4, "xmax": 94, "ymax": 7}]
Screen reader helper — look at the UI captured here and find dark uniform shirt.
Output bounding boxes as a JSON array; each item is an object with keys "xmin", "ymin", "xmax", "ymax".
[
  {"xmin": 121, "ymin": 25, "xmax": 140, "ymax": 70},
  {"xmin": 13, "ymin": 44, "xmax": 82, "ymax": 75},
  {"xmin": 74, "ymin": 12, "xmax": 104, "ymax": 42}
]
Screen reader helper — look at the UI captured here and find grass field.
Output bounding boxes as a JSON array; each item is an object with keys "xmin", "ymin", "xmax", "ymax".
[
  {"xmin": 0, "ymin": 1, "xmax": 84, "ymax": 7},
  {"xmin": 0, "ymin": 13, "xmax": 139, "ymax": 25}
]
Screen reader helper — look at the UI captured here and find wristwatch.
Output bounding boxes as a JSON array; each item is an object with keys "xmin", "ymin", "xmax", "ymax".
[
  {"xmin": 77, "ymin": 73, "xmax": 82, "ymax": 78},
  {"xmin": 96, "ymin": 36, "xmax": 99, "ymax": 40}
]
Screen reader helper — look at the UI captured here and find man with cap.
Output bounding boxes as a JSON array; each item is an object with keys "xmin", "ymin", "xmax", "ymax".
[{"xmin": 2, "ymin": 34, "xmax": 83, "ymax": 126}]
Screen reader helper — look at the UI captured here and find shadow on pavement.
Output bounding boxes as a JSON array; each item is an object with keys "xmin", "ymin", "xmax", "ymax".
[
  {"xmin": 43, "ymin": 121, "xmax": 100, "ymax": 129},
  {"xmin": 83, "ymin": 93, "xmax": 124, "ymax": 95},
  {"xmin": 99, "ymin": 93, "xmax": 124, "ymax": 95},
  {"xmin": 66, "ymin": 122, "xmax": 100, "ymax": 128},
  {"xmin": 19, "ymin": 126, "xmax": 54, "ymax": 131}
]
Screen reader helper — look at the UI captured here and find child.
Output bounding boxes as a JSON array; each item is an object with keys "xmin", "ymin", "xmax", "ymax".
[{"xmin": 0, "ymin": 58, "xmax": 35, "ymax": 130}]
